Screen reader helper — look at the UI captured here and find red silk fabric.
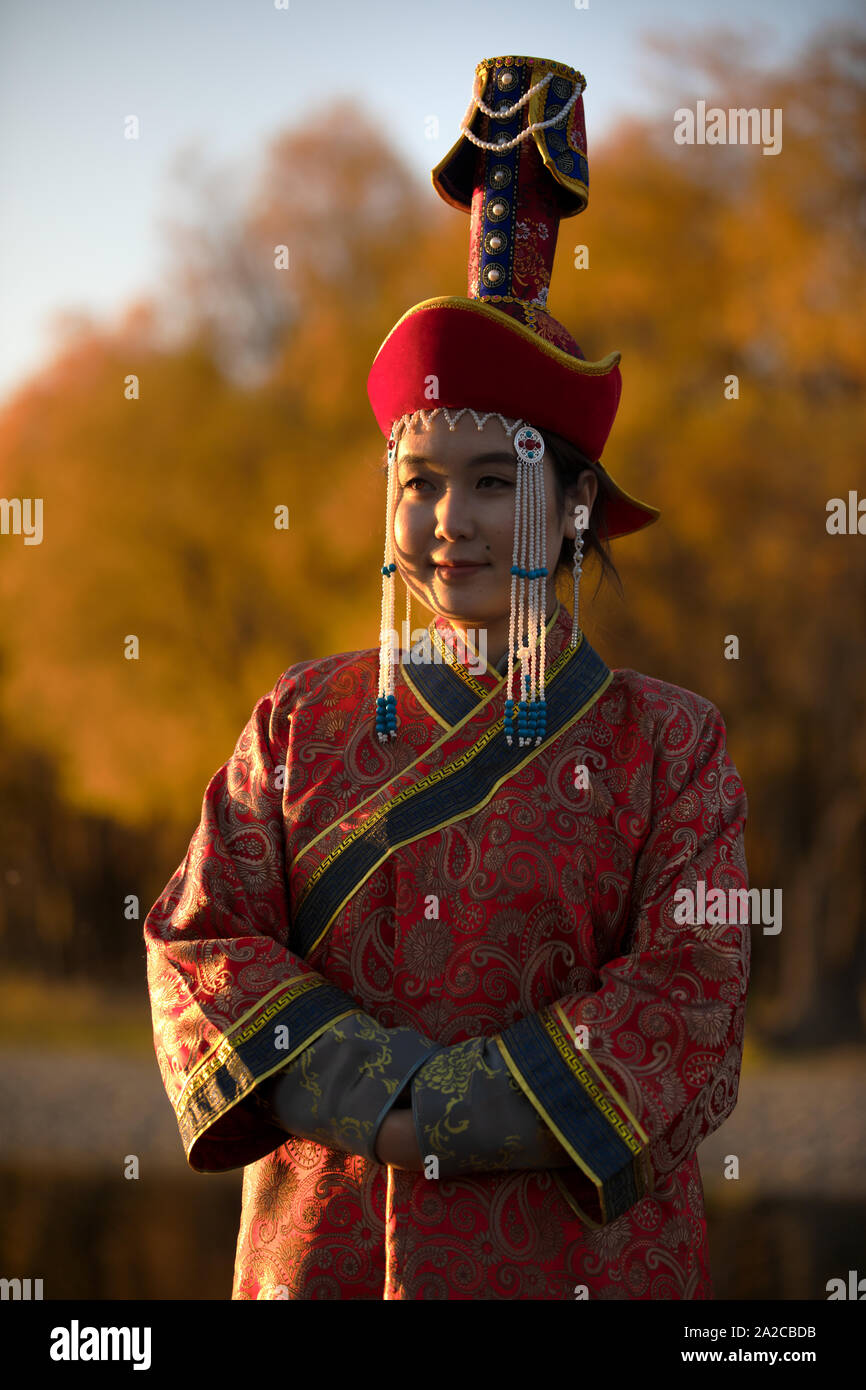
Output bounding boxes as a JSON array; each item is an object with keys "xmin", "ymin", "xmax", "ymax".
[{"xmin": 144, "ymin": 603, "xmax": 749, "ymax": 1299}]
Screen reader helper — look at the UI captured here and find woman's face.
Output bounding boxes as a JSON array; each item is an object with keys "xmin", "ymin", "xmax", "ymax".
[{"xmin": 391, "ymin": 413, "xmax": 597, "ymax": 633}]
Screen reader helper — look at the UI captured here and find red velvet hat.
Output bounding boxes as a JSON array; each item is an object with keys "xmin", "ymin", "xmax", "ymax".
[{"xmin": 367, "ymin": 53, "xmax": 659, "ymax": 540}]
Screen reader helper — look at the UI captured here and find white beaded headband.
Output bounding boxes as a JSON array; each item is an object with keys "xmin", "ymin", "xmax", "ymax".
[{"xmin": 375, "ymin": 407, "xmax": 555, "ymax": 748}]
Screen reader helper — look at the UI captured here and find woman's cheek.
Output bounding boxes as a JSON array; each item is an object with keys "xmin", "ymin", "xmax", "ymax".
[{"xmin": 393, "ymin": 499, "xmax": 422, "ymax": 556}]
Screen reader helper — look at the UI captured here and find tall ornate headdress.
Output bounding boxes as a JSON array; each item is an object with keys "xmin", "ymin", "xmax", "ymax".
[{"xmin": 367, "ymin": 54, "xmax": 659, "ymax": 747}]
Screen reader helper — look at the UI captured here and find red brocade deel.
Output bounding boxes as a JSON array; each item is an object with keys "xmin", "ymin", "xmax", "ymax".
[{"xmin": 143, "ymin": 603, "xmax": 750, "ymax": 1300}]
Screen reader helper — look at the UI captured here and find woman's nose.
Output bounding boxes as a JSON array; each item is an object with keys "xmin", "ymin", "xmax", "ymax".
[{"xmin": 435, "ymin": 489, "xmax": 476, "ymax": 537}]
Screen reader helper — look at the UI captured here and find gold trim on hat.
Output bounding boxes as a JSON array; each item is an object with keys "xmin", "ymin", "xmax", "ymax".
[
  {"xmin": 526, "ymin": 61, "xmax": 588, "ymax": 210},
  {"xmin": 372, "ymin": 295, "xmax": 621, "ymax": 376},
  {"xmin": 592, "ymin": 465, "xmax": 661, "ymax": 532}
]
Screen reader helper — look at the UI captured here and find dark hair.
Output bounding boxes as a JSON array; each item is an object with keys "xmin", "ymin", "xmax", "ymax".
[{"xmin": 538, "ymin": 426, "xmax": 623, "ymax": 602}]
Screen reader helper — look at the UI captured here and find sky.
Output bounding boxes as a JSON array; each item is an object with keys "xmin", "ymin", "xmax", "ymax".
[{"xmin": 0, "ymin": 0, "xmax": 861, "ymax": 409}]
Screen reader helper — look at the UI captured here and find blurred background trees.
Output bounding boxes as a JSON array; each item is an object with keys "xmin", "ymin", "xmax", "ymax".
[{"xmin": 0, "ymin": 27, "xmax": 864, "ymax": 1043}]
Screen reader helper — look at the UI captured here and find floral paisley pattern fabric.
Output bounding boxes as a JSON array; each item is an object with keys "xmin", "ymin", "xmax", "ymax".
[{"xmin": 143, "ymin": 601, "xmax": 749, "ymax": 1299}]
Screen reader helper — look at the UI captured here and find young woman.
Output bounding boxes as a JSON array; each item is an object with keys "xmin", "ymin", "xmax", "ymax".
[{"xmin": 144, "ymin": 53, "xmax": 749, "ymax": 1300}]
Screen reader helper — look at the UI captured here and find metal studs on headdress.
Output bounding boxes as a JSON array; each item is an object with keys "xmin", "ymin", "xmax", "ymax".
[{"xmin": 375, "ymin": 409, "xmax": 553, "ymax": 749}]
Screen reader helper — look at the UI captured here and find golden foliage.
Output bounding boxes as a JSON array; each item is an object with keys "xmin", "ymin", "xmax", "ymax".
[{"xmin": 1, "ymin": 30, "xmax": 865, "ymax": 1032}]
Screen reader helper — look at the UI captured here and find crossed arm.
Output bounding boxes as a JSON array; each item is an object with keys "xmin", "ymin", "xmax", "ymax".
[{"xmin": 250, "ymin": 1014, "xmax": 574, "ymax": 1175}]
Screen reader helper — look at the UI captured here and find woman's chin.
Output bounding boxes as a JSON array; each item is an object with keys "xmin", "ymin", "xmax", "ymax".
[{"xmin": 428, "ymin": 591, "xmax": 503, "ymax": 621}]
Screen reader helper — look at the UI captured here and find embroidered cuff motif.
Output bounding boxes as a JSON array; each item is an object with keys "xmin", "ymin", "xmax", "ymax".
[
  {"xmin": 495, "ymin": 1010, "xmax": 651, "ymax": 1223},
  {"xmin": 411, "ymin": 1035, "xmax": 571, "ymax": 1175},
  {"xmin": 255, "ymin": 1011, "xmax": 437, "ymax": 1162}
]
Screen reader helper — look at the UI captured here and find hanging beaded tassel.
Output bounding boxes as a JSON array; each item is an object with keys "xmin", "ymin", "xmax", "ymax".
[
  {"xmin": 570, "ymin": 505, "xmax": 585, "ymax": 649},
  {"xmin": 506, "ymin": 424, "xmax": 548, "ymax": 748},
  {"xmin": 375, "ymin": 430, "xmax": 399, "ymax": 742},
  {"xmin": 375, "ymin": 408, "xmax": 550, "ymax": 748}
]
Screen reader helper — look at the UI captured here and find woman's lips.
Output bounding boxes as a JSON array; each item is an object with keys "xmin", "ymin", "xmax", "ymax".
[{"xmin": 433, "ymin": 563, "xmax": 488, "ymax": 582}]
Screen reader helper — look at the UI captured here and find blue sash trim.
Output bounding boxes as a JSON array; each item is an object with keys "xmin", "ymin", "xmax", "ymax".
[
  {"xmin": 177, "ymin": 978, "xmax": 358, "ymax": 1156},
  {"xmin": 293, "ymin": 636, "xmax": 612, "ymax": 958},
  {"xmin": 402, "ymin": 607, "xmax": 563, "ymax": 730},
  {"xmin": 400, "ymin": 645, "xmax": 485, "ymax": 727},
  {"xmin": 499, "ymin": 1011, "xmax": 640, "ymax": 1221}
]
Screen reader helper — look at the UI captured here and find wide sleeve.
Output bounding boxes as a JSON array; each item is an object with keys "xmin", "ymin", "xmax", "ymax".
[
  {"xmin": 413, "ymin": 699, "xmax": 750, "ymax": 1222},
  {"xmin": 143, "ymin": 671, "xmax": 435, "ymax": 1174}
]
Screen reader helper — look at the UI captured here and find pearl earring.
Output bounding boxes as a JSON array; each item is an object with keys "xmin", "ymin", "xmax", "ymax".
[{"xmin": 570, "ymin": 506, "xmax": 585, "ymax": 649}]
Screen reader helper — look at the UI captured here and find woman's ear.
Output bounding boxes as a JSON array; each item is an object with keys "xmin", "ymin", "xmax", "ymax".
[{"xmin": 563, "ymin": 470, "xmax": 599, "ymax": 538}]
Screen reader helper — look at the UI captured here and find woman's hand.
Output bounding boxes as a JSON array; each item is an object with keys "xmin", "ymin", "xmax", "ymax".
[{"xmin": 374, "ymin": 1108, "xmax": 425, "ymax": 1170}]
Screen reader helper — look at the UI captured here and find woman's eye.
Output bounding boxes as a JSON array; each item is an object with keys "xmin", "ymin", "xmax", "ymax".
[{"xmin": 401, "ymin": 476, "xmax": 510, "ymax": 492}]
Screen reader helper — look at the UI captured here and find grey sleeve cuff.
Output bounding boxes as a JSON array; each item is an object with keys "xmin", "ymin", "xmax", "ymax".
[
  {"xmin": 411, "ymin": 1035, "xmax": 572, "ymax": 1175},
  {"xmin": 254, "ymin": 1011, "xmax": 437, "ymax": 1162}
]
